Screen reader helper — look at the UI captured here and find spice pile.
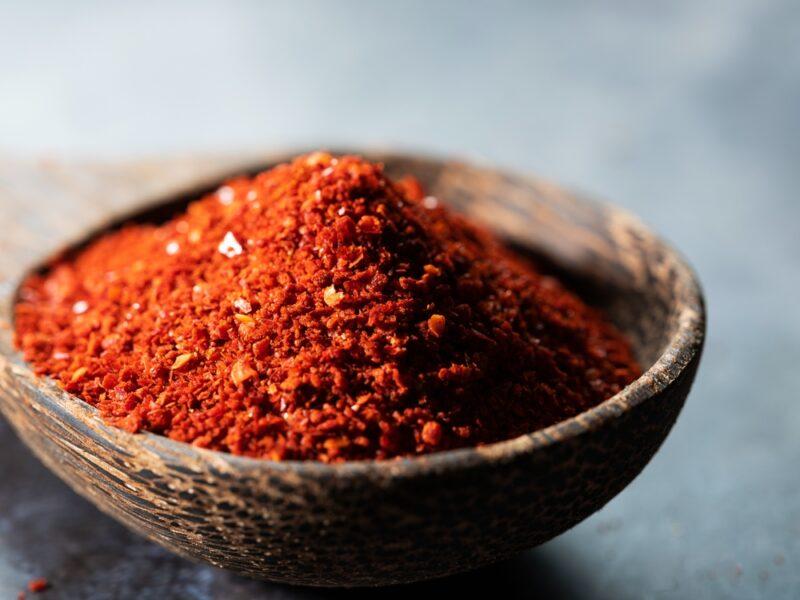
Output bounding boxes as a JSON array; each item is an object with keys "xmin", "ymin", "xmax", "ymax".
[{"xmin": 15, "ymin": 153, "xmax": 640, "ymax": 462}]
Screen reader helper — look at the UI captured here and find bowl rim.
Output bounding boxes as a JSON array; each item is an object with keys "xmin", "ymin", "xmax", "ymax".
[{"xmin": 2, "ymin": 149, "xmax": 706, "ymax": 479}]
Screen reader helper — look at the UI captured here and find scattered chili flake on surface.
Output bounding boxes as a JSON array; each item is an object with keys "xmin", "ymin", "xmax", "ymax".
[
  {"xmin": 27, "ymin": 578, "xmax": 49, "ymax": 593},
  {"xmin": 14, "ymin": 153, "xmax": 640, "ymax": 462}
]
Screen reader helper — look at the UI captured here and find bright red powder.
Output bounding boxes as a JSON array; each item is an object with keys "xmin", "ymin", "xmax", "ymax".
[{"xmin": 15, "ymin": 153, "xmax": 640, "ymax": 462}]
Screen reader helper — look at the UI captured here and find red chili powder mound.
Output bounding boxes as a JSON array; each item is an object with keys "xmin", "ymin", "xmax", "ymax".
[{"xmin": 15, "ymin": 153, "xmax": 640, "ymax": 462}]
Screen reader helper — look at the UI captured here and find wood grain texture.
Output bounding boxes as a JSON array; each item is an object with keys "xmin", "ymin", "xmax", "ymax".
[{"xmin": 0, "ymin": 151, "xmax": 705, "ymax": 586}]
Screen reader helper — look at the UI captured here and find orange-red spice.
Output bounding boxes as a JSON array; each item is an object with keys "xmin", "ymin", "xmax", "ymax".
[
  {"xmin": 14, "ymin": 153, "xmax": 640, "ymax": 462},
  {"xmin": 27, "ymin": 578, "xmax": 49, "ymax": 593}
]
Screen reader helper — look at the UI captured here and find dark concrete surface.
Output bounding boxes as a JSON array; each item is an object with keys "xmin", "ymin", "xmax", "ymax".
[
  {"xmin": 2, "ymin": 1, "xmax": 799, "ymax": 598},
  {"xmin": 0, "ymin": 412, "xmax": 587, "ymax": 598}
]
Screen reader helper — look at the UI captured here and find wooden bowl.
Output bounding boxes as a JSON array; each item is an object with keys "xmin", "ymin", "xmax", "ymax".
[{"xmin": 0, "ymin": 151, "xmax": 705, "ymax": 587}]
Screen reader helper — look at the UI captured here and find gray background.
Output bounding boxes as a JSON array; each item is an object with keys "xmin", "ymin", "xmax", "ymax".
[{"xmin": 1, "ymin": 1, "xmax": 799, "ymax": 598}]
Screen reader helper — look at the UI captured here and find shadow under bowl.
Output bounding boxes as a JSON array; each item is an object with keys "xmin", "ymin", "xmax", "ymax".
[{"xmin": 0, "ymin": 151, "xmax": 705, "ymax": 586}]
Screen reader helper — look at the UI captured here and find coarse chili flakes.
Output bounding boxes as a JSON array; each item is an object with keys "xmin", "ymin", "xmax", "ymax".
[
  {"xmin": 27, "ymin": 578, "xmax": 49, "ymax": 593},
  {"xmin": 14, "ymin": 153, "xmax": 640, "ymax": 462}
]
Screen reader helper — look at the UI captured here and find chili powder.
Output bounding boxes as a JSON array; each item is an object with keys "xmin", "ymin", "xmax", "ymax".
[{"xmin": 14, "ymin": 153, "xmax": 640, "ymax": 462}]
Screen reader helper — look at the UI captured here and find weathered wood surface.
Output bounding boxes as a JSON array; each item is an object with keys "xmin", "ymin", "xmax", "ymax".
[{"xmin": 0, "ymin": 153, "xmax": 705, "ymax": 586}]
